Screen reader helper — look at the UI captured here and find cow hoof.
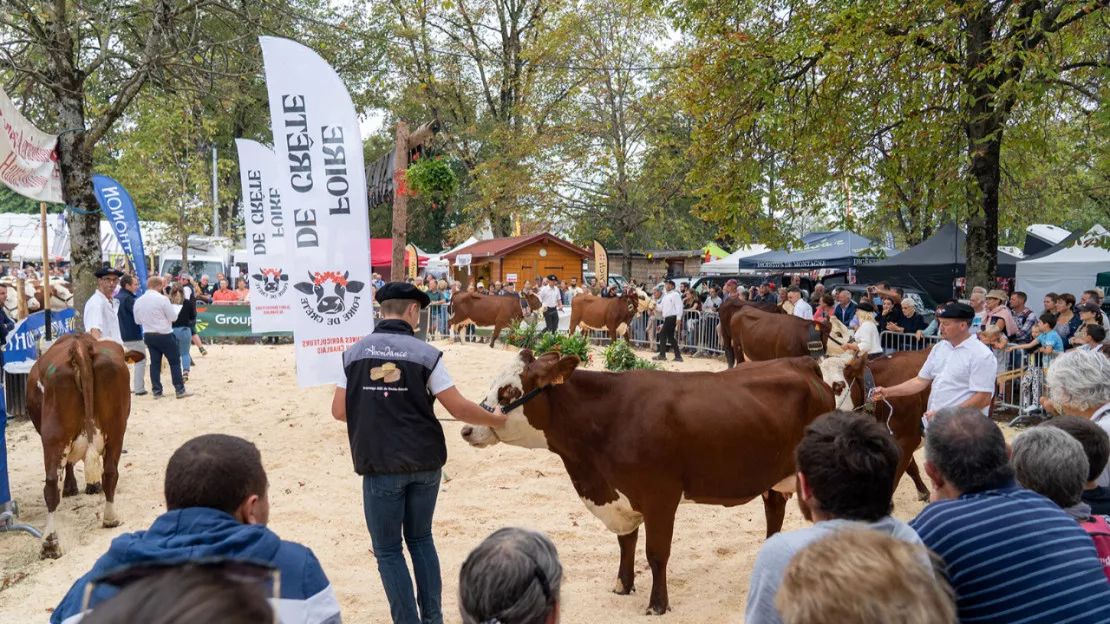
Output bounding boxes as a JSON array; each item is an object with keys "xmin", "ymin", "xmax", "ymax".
[
  {"xmin": 85, "ymin": 483, "xmax": 102, "ymax": 495},
  {"xmin": 62, "ymin": 482, "xmax": 79, "ymax": 497},
  {"xmin": 102, "ymin": 517, "xmax": 121, "ymax": 529},
  {"xmin": 917, "ymin": 490, "xmax": 931, "ymax": 503},
  {"xmin": 40, "ymin": 533, "xmax": 63, "ymax": 560},
  {"xmin": 613, "ymin": 579, "xmax": 635, "ymax": 595},
  {"xmin": 645, "ymin": 604, "xmax": 670, "ymax": 616}
]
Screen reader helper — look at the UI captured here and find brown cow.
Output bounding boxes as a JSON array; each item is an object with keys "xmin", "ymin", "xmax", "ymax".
[
  {"xmin": 27, "ymin": 333, "xmax": 143, "ymax": 558},
  {"xmin": 730, "ymin": 305, "xmax": 851, "ymax": 363},
  {"xmin": 567, "ymin": 288, "xmax": 654, "ymax": 344},
  {"xmin": 448, "ymin": 291, "xmax": 542, "ymax": 348},
  {"xmin": 818, "ymin": 350, "xmax": 933, "ymax": 501},
  {"xmin": 716, "ymin": 297, "xmax": 780, "ymax": 367},
  {"xmin": 461, "ymin": 351, "xmax": 836, "ymax": 614}
]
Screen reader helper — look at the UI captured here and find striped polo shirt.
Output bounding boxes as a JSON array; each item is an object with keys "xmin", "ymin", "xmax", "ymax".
[{"xmin": 911, "ymin": 484, "xmax": 1110, "ymax": 623}]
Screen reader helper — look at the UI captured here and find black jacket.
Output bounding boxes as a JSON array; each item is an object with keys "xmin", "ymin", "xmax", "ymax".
[
  {"xmin": 341, "ymin": 319, "xmax": 446, "ymax": 476},
  {"xmin": 115, "ymin": 289, "xmax": 143, "ymax": 342}
]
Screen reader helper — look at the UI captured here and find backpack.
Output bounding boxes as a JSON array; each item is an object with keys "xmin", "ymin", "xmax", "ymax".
[{"xmin": 1080, "ymin": 514, "xmax": 1110, "ymax": 582}]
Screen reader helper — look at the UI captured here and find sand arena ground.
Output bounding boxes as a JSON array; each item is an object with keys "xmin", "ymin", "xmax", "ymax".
[{"xmin": 1, "ymin": 342, "xmax": 940, "ymax": 622}]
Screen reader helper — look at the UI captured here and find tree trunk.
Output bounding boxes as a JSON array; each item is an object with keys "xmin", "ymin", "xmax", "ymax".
[
  {"xmin": 56, "ymin": 100, "xmax": 98, "ymax": 332},
  {"xmin": 390, "ymin": 121, "xmax": 410, "ymax": 282},
  {"xmin": 965, "ymin": 139, "xmax": 1001, "ymax": 291},
  {"xmin": 621, "ymin": 231, "xmax": 633, "ymax": 280}
]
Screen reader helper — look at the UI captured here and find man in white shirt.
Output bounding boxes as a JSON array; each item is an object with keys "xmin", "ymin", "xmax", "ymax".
[
  {"xmin": 83, "ymin": 267, "xmax": 124, "ymax": 343},
  {"xmin": 787, "ymin": 287, "xmax": 813, "ymax": 320},
  {"xmin": 133, "ymin": 276, "xmax": 191, "ymax": 399},
  {"xmin": 537, "ymin": 274, "xmax": 563, "ymax": 335},
  {"xmin": 873, "ymin": 303, "xmax": 995, "ymax": 423},
  {"xmin": 653, "ymin": 280, "xmax": 684, "ymax": 362}
]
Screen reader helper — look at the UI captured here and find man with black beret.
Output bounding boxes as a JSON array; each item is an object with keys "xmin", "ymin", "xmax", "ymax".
[
  {"xmin": 84, "ymin": 267, "xmax": 125, "ymax": 343},
  {"xmin": 874, "ymin": 301, "xmax": 996, "ymax": 424},
  {"xmin": 537, "ymin": 274, "xmax": 563, "ymax": 335},
  {"xmin": 330, "ymin": 282, "xmax": 506, "ymax": 624}
]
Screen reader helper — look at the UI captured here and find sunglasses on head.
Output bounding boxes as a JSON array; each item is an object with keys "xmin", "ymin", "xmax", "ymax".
[{"xmin": 81, "ymin": 557, "xmax": 280, "ymax": 622}]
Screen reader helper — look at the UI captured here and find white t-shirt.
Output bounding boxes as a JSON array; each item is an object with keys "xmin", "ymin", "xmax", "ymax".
[
  {"xmin": 918, "ymin": 336, "xmax": 997, "ymax": 416},
  {"xmin": 538, "ymin": 285, "xmax": 562, "ymax": 309},
  {"xmin": 82, "ymin": 289, "xmax": 121, "ymax": 343},
  {"xmin": 792, "ymin": 299, "xmax": 814, "ymax": 320},
  {"xmin": 336, "ymin": 358, "xmax": 453, "ymax": 393},
  {"xmin": 854, "ymin": 321, "xmax": 883, "ymax": 355}
]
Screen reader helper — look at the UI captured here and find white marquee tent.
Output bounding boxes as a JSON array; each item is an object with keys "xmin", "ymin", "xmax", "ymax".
[
  {"xmin": 1016, "ymin": 225, "xmax": 1109, "ymax": 307},
  {"xmin": 700, "ymin": 245, "xmax": 770, "ymax": 274},
  {"xmin": 0, "ymin": 213, "xmax": 171, "ymax": 263}
]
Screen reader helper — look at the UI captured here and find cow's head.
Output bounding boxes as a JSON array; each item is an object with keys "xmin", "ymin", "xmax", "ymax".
[
  {"xmin": 461, "ymin": 349, "xmax": 579, "ymax": 450},
  {"xmin": 818, "ymin": 353, "xmax": 865, "ymax": 410},
  {"xmin": 293, "ymin": 271, "xmax": 364, "ymax": 314},
  {"xmin": 826, "ymin": 317, "xmax": 852, "ymax": 356},
  {"xmin": 252, "ymin": 268, "xmax": 289, "ymax": 293},
  {"xmin": 805, "ymin": 319, "xmax": 834, "ymax": 359},
  {"xmin": 631, "ymin": 287, "xmax": 655, "ymax": 312},
  {"xmin": 521, "ymin": 292, "xmax": 542, "ymax": 313}
]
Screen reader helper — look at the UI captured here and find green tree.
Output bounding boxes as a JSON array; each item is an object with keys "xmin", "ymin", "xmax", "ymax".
[{"xmin": 673, "ymin": 0, "xmax": 1109, "ymax": 287}]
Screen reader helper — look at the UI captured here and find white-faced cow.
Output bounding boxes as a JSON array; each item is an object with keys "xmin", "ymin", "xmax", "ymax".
[
  {"xmin": 293, "ymin": 270, "xmax": 364, "ymax": 315},
  {"xmin": 251, "ymin": 268, "xmax": 290, "ymax": 293},
  {"xmin": 27, "ymin": 333, "xmax": 144, "ymax": 559},
  {"xmin": 461, "ymin": 351, "xmax": 836, "ymax": 615}
]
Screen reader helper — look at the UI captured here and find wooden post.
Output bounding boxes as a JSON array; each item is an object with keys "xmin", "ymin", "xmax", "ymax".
[
  {"xmin": 390, "ymin": 122, "xmax": 410, "ymax": 282},
  {"xmin": 390, "ymin": 121, "xmax": 438, "ymax": 282},
  {"xmin": 16, "ymin": 276, "xmax": 28, "ymax": 319},
  {"xmin": 40, "ymin": 203, "xmax": 53, "ymax": 340}
]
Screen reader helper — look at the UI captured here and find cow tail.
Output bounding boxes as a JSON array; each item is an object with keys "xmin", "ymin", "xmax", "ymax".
[{"xmin": 70, "ymin": 340, "xmax": 100, "ymax": 476}]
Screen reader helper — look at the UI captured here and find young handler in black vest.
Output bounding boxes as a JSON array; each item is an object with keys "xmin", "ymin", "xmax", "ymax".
[{"xmin": 331, "ymin": 282, "xmax": 506, "ymax": 624}]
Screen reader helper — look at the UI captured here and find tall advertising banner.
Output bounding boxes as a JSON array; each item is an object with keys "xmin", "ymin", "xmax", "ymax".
[
  {"xmin": 261, "ymin": 36, "xmax": 373, "ymax": 387},
  {"xmin": 92, "ymin": 175, "xmax": 149, "ymax": 293},
  {"xmin": 406, "ymin": 243, "xmax": 419, "ymax": 280},
  {"xmin": 594, "ymin": 240, "xmax": 608, "ymax": 287},
  {"xmin": 0, "ymin": 86, "xmax": 64, "ymax": 203},
  {"xmin": 235, "ymin": 139, "xmax": 294, "ymax": 333}
]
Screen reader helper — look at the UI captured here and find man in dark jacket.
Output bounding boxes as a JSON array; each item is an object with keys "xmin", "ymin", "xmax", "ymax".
[
  {"xmin": 51, "ymin": 434, "xmax": 341, "ymax": 624},
  {"xmin": 115, "ymin": 275, "xmax": 146, "ymax": 395},
  {"xmin": 331, "ymin": 282, "xmax": 506, "ymax": 624}
]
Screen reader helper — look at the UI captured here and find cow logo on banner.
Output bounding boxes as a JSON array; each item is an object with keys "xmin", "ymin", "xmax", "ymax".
[
  {"xmin": 292, "ymin": 270, "xmax": 365, "ymax": 323},
  {"xmin": 252, "ymin": 268, "xmax": 290, "ymax": 299}
]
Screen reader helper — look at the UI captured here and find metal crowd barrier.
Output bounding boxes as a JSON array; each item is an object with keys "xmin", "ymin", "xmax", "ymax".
[{"xmin": 878, "ymin": 330, "xmax": 944, "ymax": 353}]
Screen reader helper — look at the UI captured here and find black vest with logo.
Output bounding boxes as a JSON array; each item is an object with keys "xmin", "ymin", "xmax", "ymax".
[{"xmin": 342, "ymin": 319, "xmax": 446, "ymax": 476}]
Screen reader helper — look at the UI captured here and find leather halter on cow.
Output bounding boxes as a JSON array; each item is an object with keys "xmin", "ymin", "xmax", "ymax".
[{"xmin": 462, "ymin": 350, "xmax": 838, "ymax": 615}]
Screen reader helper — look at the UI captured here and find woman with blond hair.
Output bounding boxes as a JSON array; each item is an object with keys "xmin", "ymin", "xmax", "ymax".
[{"xmin": 843, "ymin": 300, "xmax": 883, "ymax": 359}]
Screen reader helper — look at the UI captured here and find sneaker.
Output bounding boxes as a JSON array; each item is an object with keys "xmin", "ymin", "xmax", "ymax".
[
  {"xmin": 199, "ymin": 346, "xmax": 208, "ymax": 356},
  {"xmin": 652, "ymin": 355, "xmax": 666, "ymax": 361},
  {"xmin": 674, "ymin": 356, "xmax": 685, "ymax": 362},
  {"xmin": 152, "ymin": 393, "xmax": 164, "ymax": 399},
  {"xmin": 134, "ymin": 391, "xmax": 148, "ymax": 396},
  {"xmin": 182, "ymin": 371, "xmax": 189, "ymax": 382},
  {"xmin": 176, "ymin": 391, "xmax": 193, "ymax": 399}
]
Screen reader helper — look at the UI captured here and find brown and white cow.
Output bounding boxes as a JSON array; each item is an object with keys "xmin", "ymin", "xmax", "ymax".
[
  {"xmin": 27, "ymin": 333, "xmax": 143, "ymax": 558},
  {"xmin": 566, "ymin": 288, "xmax": 654, "ymax": 344},
  {"xmin": 729, "ymin": 305, "xmax": 851, "ymax": 363},
  {"xmin": 461, "ymin": 351, "xmax": 836, "ymax": 614},
  {"xmin": 817, "ymin": 349, "xmax": 933, "ymax": 501},
  {"xmin": 1, "ymin": 277, "xmax": 73, "ymax": 320},
  {"xmin": 447, "ymin": 291, "xmax": 542, "ymax": 348}
]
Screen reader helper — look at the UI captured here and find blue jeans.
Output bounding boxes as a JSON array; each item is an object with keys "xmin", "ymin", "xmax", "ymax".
[
  {"xmin": 363, "ymin": 469, "xmax": 443, "ymax": 624},
  {"xmin": 172, "ymin": 327, "xmax": 191, "ymax": 372},
  {"xmin": 144, "ymin": 332, "xmax": 184, "ymax": 395}
]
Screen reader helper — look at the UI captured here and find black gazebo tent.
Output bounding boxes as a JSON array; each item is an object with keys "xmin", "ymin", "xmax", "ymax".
[
  {"xmin": 855, "ymin": 222, "xmax": 1022, "ymax": 303},
  {"xmin": 738, "ymin": 231, "xmax": 895, "ymax": 271}
]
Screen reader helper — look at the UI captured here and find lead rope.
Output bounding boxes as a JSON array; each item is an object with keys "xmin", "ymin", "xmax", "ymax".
[{"xmin": 837, "ymin": 378, "xmax": 896, "ymax": 435}]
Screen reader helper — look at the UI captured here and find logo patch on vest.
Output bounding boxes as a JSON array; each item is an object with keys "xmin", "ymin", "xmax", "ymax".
[{"xmin": 370, "ymin": 362, "xmax": 402, "ymax": 384}]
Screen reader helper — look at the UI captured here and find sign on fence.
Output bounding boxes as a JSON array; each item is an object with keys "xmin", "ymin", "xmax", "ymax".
[
  {"xmin": 2, "ymin": 308, "xmax": 76, "ymax": 371},
  {"xmin": 195, "ymin": 304, "xmax": 292, "ymax": 337}
]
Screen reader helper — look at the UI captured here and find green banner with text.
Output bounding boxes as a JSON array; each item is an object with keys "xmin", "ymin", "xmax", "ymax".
[{"xmin": 196, "ymin": 304, "xmax": 292, "ymax": 337}]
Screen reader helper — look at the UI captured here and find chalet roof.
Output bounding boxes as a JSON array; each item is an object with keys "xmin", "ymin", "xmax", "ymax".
[{"xmin": 443, "ymin": 233, "xmax": 590, "ymax": 261}]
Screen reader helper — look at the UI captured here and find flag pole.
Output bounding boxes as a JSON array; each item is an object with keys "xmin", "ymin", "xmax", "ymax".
[{"xmin": 40, "ymin": 202, "xmax": 52, "ymax": 341}]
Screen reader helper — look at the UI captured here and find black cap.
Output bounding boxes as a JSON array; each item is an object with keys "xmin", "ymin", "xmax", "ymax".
[
  {"xmin": 375, "ymin": 282, "xmax": 430, "ymax": 308},
  {"xmin": 856, "ymin": 300, "xmax": 875, "ymax": 313},
  {"xmin": 95, "ymin": 267, "xmax": 124, "ymax": 278},
  {"xmin": 1077, "ymin": 301, "xmax": 1101, "ymax": 315},
  {"xmin": 937, "ymin": 302, "xmax": 975, "ymax": 320},
  {"xmin": 547, "ymin": 274, "xmax": 557, "ymax": 281}
]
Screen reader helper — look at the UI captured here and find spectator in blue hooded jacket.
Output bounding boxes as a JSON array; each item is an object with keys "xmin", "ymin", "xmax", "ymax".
[{"xmin": 50, "ymin": 434, "xmax": 341, "ymax": 624}]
